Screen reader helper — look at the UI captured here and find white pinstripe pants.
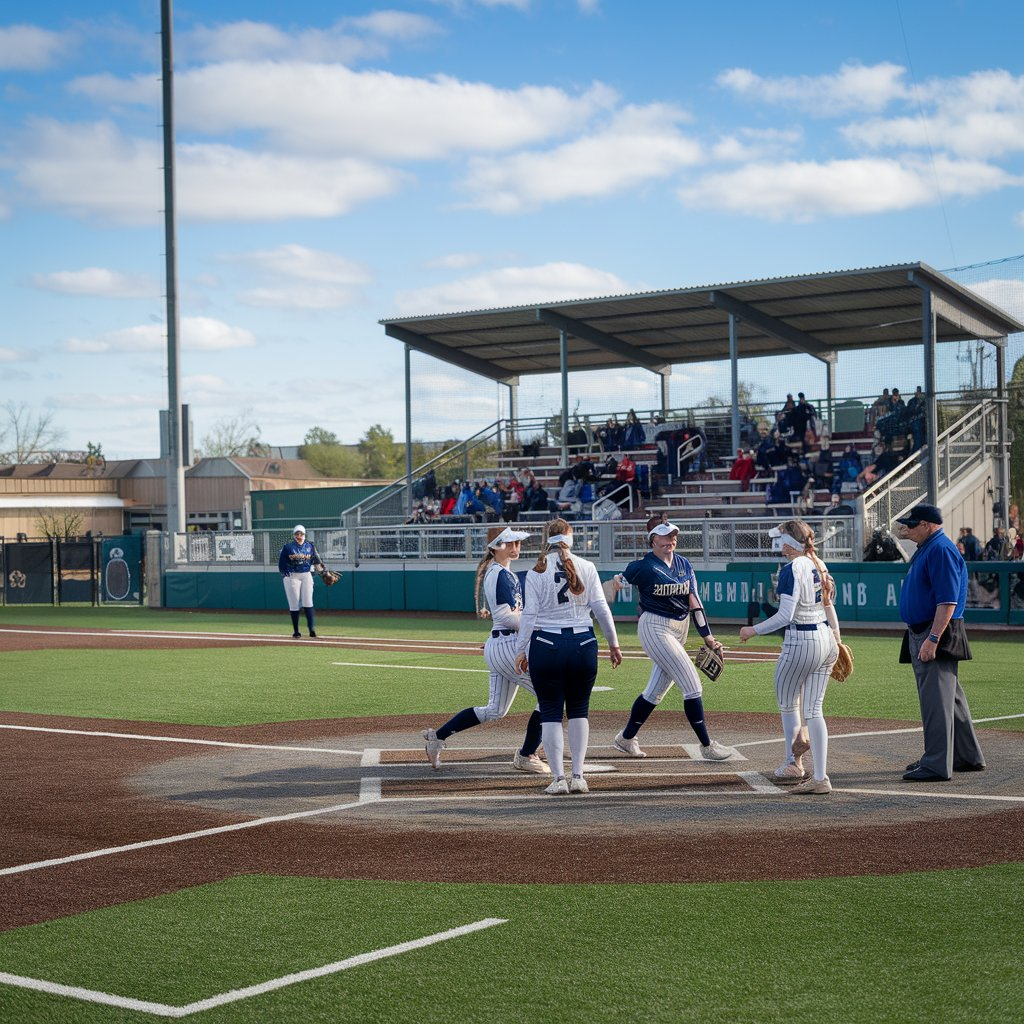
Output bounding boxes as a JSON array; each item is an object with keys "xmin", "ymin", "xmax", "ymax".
[
  {"xmin": 475, "ymin": 633, "xmax": 538, "ymax": 723},
  {"xmin": 638, "ymin": 611, "xmax": 702, "ymax": 703},
  {"xmin": 774, "ymin": 626, "xmax": 837, "ymax": 718},
  {"xmin": 282, "ymin": 573, "xmax": 313, "ymax": 611}
]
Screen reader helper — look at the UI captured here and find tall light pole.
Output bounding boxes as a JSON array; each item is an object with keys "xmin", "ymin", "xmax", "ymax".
[{"xmin": 161, "ymin": 0, "xmax": 185, "ymax": 535}]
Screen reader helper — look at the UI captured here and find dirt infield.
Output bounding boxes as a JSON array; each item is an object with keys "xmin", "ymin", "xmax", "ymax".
[{"xmin": 3, "ymin": 624, "xmax": 1023, "ymax": 934}]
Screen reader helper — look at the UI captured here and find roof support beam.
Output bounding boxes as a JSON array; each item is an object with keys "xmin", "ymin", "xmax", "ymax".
[
  {"xmin": 384, "ymin": 324, "xmax": 517, "ymax": 384},
  {"xmin": 909, "ymin": 271, "xmax": 1010, "ymax": 342},
  {"xmin": 708, "ymin": 290, "xmax": 836, "ymax": 364},
  {"xmin": 535, "ymin": 309, "xmax": 670, "ymax": 373}
]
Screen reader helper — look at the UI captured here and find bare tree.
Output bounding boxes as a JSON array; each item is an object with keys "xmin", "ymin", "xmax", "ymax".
[
  {"xmin": 35, "ymin": 510, "xmax": 85, "ymax": 540},
  {"xmin": 0, "ymin": 402, "xmax": 65, "ymax": 464},
  {"xmin": 198, "ymin": 410, "xmax": 266, "ymax": 458}
]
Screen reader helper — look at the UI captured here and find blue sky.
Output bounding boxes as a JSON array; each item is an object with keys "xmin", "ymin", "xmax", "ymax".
[{"xmin": 2, "ymin": 0, "xmax": 1023, "ymax": 459}]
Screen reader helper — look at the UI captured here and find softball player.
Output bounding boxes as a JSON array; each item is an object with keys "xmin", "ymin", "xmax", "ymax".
[
  {"xmin": 610, "ymin": 517, "xmax": 732, "ymax": 761},
  {"xmin": 515, "ymin": 518, "xmax": 622, "ymax": 794},
  {"xmin": 739, "ymin": 519, "xmax": 840, "ymax": 794},
  {"xmin": 422, "ymin": 527, "xmax": 550, "ymax": 773},
  {"xmin": 278, "ymin": 525, "xmax": 323, "ymax": 638}
]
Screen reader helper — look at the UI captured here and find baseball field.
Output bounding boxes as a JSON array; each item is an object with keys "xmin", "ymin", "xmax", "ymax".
[{"xmin": 1, "ymin": 606, "xmax": 1022, "ymax": 1024}]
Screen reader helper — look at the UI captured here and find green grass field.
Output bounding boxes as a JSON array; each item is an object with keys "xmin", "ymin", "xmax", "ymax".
[{"xmin": 1, "ymin": 607, "xmax": 1022, "ymax": 1023}]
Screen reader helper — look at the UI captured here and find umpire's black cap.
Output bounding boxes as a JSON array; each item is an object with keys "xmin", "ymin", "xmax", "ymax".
[{"xmin": 895, "ymin": 503, "xmax": 943, "ymax": 526}]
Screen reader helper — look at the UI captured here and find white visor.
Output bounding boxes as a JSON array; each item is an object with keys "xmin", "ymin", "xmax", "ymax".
[
  {"xmin": 488, "ymin": 527, "xmax": 531, "ymax": 549},
  {"xmin": 648, "ymin": 522, "xmax": 679, "ymax": 538},
  {"xmin": 769, "ymin": 527, "xmax": 805, "ymax": 553},
  {"xmin": 547, "ymin": 533, "xmax": 573, "ymax": 549}
]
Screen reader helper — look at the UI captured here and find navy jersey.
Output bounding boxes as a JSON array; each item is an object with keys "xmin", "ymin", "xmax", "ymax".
[
  {"xmin": 278, "ymin": 539, "xmax": 321, "ymax": 575},
  {"xmin": 623, "ymin": 551, "xmax": 697, "ymax": 620}
]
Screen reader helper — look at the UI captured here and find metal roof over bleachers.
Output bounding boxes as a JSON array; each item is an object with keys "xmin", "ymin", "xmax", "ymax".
[{"xmin": 380, "ymin": 262, "xmax": 1024, "ymax": 383}]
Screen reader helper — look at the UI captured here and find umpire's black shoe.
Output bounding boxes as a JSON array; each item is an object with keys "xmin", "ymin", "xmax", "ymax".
[
  {"xmin": 953, "ymin": 761, "xmax": 986, "ymax": 772},
  {"xmin": 292, "ymin": 631, "xmax": 302, "ymax": 638},
  {"xmin": 903, "ymin": 766, "xmax": 950, "ymax": 782},
  {"xmin": 308, "ymin": 631, "xmax": 318, "ymax": 638}
]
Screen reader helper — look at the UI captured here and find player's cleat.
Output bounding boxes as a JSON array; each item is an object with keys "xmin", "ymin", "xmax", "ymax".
[
  {"xmin": 422, "ymin": 728, "xmax": 444, "ymax": 770},
  {"xmin": 512, "ymin": 751, "xmax": 550, "ymax": 774},
  {"xmin": 773, "ymin": 760, "xmax": 807, "ymax": 784},
  {"xmin": 791, "ymin": 731, "xmax": 811, "ymax": 757},
  {"xmin": 790, "ymin": 775, "xmax": 832, "ymax": 795},
  {"xmin": 292, "ymin": 631, "xmax": 302, "ymax": 639},
  {"xmin": 701, "ymin": 739, "xmax": 732, "ymax": 760},
  {"xmin": 569, "ymin": 775, "xmax": 589, "ymax": 794},
  {"xmin": 544, "ymin": 776, "xmax": 569, "ymax": 795},
  {"xmin": 613, "ymin": 730, "xmax": 647, "ymax": 758},
  {"xmin": 308, "ymin": 631, "xmax": 317, "ymax": 638}
]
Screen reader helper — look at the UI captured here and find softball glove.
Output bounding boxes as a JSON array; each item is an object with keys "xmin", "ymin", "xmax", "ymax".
[
  {"xmin": 318, "ymin": 566, "xmax": 341, "ymax": 587},
  {"xmin": 830, "ymin": 642, "xmax": 854, "ymax": 682},
  {"xmin": 694, "ymin": 645, "xmax": 725, "ymax": 681}
]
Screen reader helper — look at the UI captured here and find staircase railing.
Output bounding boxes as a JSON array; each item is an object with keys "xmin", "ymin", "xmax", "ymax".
[{"xmin": 862, "ymin": 401, "xmax": 1001, "ymax": 534}]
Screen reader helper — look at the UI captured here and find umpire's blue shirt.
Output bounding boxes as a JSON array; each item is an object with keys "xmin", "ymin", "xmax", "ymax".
[
  {"xmin": 623, "ymin": 552, "xmax": 696, "ymax": 619},
  {"xmin": 899, "ymin": 528, "xmax": 967, "ymax": 625}
]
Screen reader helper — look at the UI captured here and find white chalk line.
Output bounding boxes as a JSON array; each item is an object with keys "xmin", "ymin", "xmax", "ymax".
[{"xmin": 0, "ymin": 917, "xmax": 507, "ymax": 1018}]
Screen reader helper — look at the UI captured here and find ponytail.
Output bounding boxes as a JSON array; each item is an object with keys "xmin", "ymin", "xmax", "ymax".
[
  {"xmin": 782, "ymin": 518, "xmax": 836, "ymax": 606},
  {"xmin": 532, "ymin": 518, "xmax": 584, "ymax": 595},
  {"xmin": 473, "ymin": 548, "xmax": 496, "ymax": 617}
]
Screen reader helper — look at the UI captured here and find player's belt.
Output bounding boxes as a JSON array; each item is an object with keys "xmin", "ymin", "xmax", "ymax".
[
  {"xmin": 491, "ymin": 629, "xmax": 515, "ymax": 637},
  {"xmin": 788, "ymin": 622, "xmax": 825, "ymax": 631},
  {"xmin": 540, "ymin": 626, "xmax": 593, "ymax": 635}
]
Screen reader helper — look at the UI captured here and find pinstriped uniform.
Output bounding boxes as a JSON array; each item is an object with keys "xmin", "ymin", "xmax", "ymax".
[
  {"xmin": 757, "ymin": 557, "xmax": 837, "ymax": 721},
  {"xmin": 475, "ymin": 562, "xmax": 537, "ymax": 723},
  {"xmin": 638, "ymin": 612, "xmax": 702, "ymax": 702}
]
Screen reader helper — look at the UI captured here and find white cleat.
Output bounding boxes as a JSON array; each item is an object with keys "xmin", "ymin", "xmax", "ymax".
[
  {"xmin": 613, "ymin": 730, "xmax": 647, "ymax": 758},
  {"xmin": 569, "ymin": 775, "xmax": 589, "ymax": 794},
  {"xmin": 701, "ymin": 739, "xmax": 732, "ymax": 761},
  {"xmin": 422, "ymin": 728, "xmax": 444, "ymax": 770},
  {"xmin": 512, "ymin": 751, "xmax": 551, "ymax": 774},
  {"xmin": 790, "ymin": 774, "xmax": 832, "ymax": 795},
  {"xmin": 773, "ymin": 759, "xmax": 807, "ymax": 784},
  {"xmin": 544, "ymin": 776, "xmax": 569, "ymax": 795}
]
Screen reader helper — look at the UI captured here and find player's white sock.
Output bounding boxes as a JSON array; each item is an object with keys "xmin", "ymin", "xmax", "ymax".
[
  {"xmin": 567, "ymin": 717, "xmax": 590, "ymax": 777},
  {"xmin": 806, "ymin": 717, "xmax": 829, "ymax": 780},
  {"xmin": 780, "ymin": 710, "xmax": 801, "ymax": 762},
  {"xmin": 541, "ymin": 722, "xmax": 565, "ymax": 778}
]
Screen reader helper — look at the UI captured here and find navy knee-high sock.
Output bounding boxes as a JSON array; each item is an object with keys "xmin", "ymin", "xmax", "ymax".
[
  {"xmin": 304, "ymin": 607, "xmax": 315, "ymax": 632},
  {"xmin": 520, "ymin": 709, "xmax": 543, "ymax": 756},
  {"xmin": 437, "ymin": 707, "xmax": 481, "ymax": 740},
  {"xmin": 289, "ymin": 610, "xmax": 300, "ymax": 634},
  {"xmin": 623, "ymin": 696, "xmax": 657, "ymax": 739},
  {"xmin": 684, "ymin": 695, "xmax": 711, "ymax": 746}
]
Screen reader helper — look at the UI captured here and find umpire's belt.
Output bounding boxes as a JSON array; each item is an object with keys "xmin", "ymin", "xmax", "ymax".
[
  {"xmin": 491, "ymin": 629, "xmax": 515, "ymax": 637},
  {"xmin": 788, "ymin": 622, "xmax": 825, "ymax": 631},
  {"xmin": 540, "ymin": 626, "xmax": 593, "ymax": 635}
]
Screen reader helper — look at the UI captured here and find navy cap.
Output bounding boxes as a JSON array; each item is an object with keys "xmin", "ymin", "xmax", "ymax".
[{"xmin": 895, "ymin": 503, "xmax": 943, "ymax": 527}]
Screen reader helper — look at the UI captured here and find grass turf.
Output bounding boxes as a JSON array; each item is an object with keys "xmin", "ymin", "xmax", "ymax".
[{"xmin": 0, "ymin": 871, "xmax": 1021, "ymax": 1024}]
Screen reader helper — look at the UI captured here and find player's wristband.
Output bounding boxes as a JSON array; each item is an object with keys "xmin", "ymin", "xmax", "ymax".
[{"xmin": 928, "ymin": 632, "xmax": 940, "ymax": 644}]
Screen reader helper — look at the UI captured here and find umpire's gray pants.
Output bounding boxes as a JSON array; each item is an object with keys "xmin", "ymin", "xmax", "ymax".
[{"xmin": 908, "ymin": 629, "xmax": 985, "ymax": 779}]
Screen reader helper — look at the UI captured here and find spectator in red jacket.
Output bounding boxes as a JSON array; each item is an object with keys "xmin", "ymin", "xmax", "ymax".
[{"xmin": 729, "ymin": 448, "xmax": 757, "ymax": 492}]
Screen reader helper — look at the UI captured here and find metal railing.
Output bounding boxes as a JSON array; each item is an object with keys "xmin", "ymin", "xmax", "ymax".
[
  {"xmin": 862, "ymin": 400, "xmax": 1002, "ymax": 533},
  {"xmin": 171, "ymin": 515, "xmax": 856, "ymax": 569}
]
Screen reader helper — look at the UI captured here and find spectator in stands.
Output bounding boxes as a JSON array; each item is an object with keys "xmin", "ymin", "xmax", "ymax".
[
  {"xmin": 521, "ymin": 471, "xmax": 547, "ymax": 513},
  {"xmin": 876, "ymin": 388, "xmax": 907, "ymax": 444},
  {"xmin": 729, "ymin": 448, "xmax": 757, "ymax": 492},
  {"xmin": 615, "ymin": 452, "xmax": 639, "ymax": 504},
  {"xmin": 778, "ymin": 394, "xmax": 796, "ymax": 431},
  {"xmin": 856, "ymin": 442, "xmax": 900, "ymax": 490},
  {"xmin": 597, "ymin": 417, "xmax": 624, "ymax": 452},
  {"xmin": 572, "ymin": 454, "xmax": 596, "ymax": 483},
  {"xmin": 810, "ymin": 442, "xmax": 835, "ymax": 490},
  {"xmin": 549, "ymin": 476, "xmax": 582, "ymax": 518},
  {"xmin": 984, "ymin": 526, "xmax": 1011, "ymax": 561},
  {"xmin": 623, "ymin": 409, "xmax": 646, "ymax": 448},
  {"xmin": 1009, "ymin": 527, "xmax": 1024, "ymax": 560},
  {"xmin": 1009, "ymin": 503, "xmax": 1020, "ymax": 532},
  {"xmin": 789, "ymin": 392, "xmax": 816, "ymax": 450},
  {"xmin": 834, "ymin": 444, "xmax": 863, "ymax": 495},
  {"xmin": 739, "ymin": 413, "xmax": 760, "ymax": 449},
  {"xmin": 500, "ymin": 476, "xmax": 524, "ymax": 522},
  {"xmin": 765, "ymin": 456, "xmax": 805, "ymax": 514},
  {"xmin": 478, "ymin": 480, "xmax": 503, "ymax": 520},
  {"xmin": 958, "ymin": 527, "xmax": 983, "ymax": 561},
  {"xmin": 439, "ymin": 484, "xmax": 458, "ymax": 516},
  {"xmin": 905, "ymin": 386, "xmax": 926, "ymax": 451},
  {"xmin": 869, "ymin": 388, "xmax": 892, "ymax": 430}
]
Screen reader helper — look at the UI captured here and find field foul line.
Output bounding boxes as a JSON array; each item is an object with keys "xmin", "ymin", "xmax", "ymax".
[{"xmin": 0, "ymin": 918, "xmax": 507, "ymax": 1018}]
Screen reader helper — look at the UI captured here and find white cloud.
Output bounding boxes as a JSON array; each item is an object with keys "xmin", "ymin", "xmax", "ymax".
[
  {"xmin": 678, "ymin": 156, "xmax": 1017, "ymax": 221},
  {"xmin": 710, "ymin": 127, "xmax": 803, "ymax": 163},
  {"xmin": 460, "ymin": 103, "xmax": 702, "ymax": 212},
  {"xmin": 843, "ymin": 70, "xmax": 1024, "ymax": 160},
  {"xmin": 0, "ymin": 24, "xmax": 72, "ymax": 71},
  {"xmin": 30, "ymin": 267, "xmax": 160, "ymax": 298},
  {"xmin": 717, "ymin": 62, "xmax": 908, "ymax": 114},
  {"xmin": 964, "ymin": 278, "xmax": 1024, "ymax": 322},
  {"xmin": 426, "ymin": 252, "xmax": 484, "ymax": 270},
  {"xmin": 394, "ymin": 261, "xmax": 631, "ymax": 314},
  {"xmin": 61, "ymin": 317, "xmax": 256, "ymax": 354},
  {"xmin": 227, "ymin": 244, "xmax": 372, "ymax": 310},
  {"xmin": 0, "ymin": 346, "xmax": 33, "ymax": 362},
  {"xmin": 15, "ymin": 120, "xmax": 404, "ymax": 224},
  {"xmin": 178, "ymin": 63, "xmax": 614, "ymax": 159}
]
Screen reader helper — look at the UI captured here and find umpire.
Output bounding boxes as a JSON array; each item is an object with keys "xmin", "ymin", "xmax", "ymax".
[{"xmin": 896, "ymin": 503, "xmax": 986, "ymax": 781}]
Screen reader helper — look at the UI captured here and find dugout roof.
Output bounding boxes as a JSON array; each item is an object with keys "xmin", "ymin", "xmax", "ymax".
[{"xmin": 379, "ymin": 262, "xmax": 1024, "ymax": 384}]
